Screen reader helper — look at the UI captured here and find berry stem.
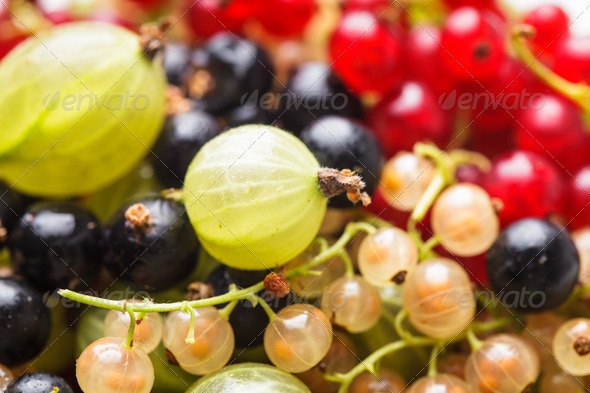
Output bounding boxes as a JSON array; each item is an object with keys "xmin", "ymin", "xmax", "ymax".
[
  {"xmin": 219, "ymin": 300, "xmax": 239, "ymax": 320},
  {"xmin": 327, "ymin": 316, "xmax": 512, "ymax": 391},
  {"xmin": 466, "ymin": 325, "xmax": 484, "ymax": 352},
  {"xmin": 182, "ymin": 302, "xmax": 197, "ymax": 344},
  {"xmin": 340, "ymin": 250, "xmax": 355, "ymax": 278},
  {"xmin": 58, "ymin": 222, "xmax": 375, "ymax": 314},
  {"xmin": 256, "ymin": 295, "xmax": 278, "ymax": 322},
  {"xmin": 511, "ymin": 24, "xmax": 590, "ymax": 116},
  {"xmin": 394, "ymin": 308, "xmax": 411, "ymax": 341},
  {"xmin": 123, "ymin": 302, "xmax": 136, "ymax": 349},
  {"xmin": 427, "ymin": 344, "xmax": 441, "ymax": 377}
]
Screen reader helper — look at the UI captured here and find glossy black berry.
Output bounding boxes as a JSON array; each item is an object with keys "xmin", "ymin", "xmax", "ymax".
[
  {"xmin": 10, "ymin": 202, "xmax": 104, "ymax": 292},
  {"xmin": 219, "ymin": 104, "xmax": 272, "ymax": 129},
  {"xmin": 487, "ymin": 218, "xmax": 580, "ymax": 312},
  {"xmin": 163, "ymin": 42, "xmax": 192, "ymax": 87},
  {"xmin": 105, "ymin": 195, "xmax": 200, "ymax": 292},
  {"xmin": 0, "ymin": 277, "xmax": 51, "ymax": 367},
  {"xmin": 6, "ymin": 372, "xmax": 73, "ymax": 393},
  {"xmin": 151, "ymin": 109, "xmax": 221, "ymax": 188},
  {"xmin": 299, "ymin": 116, "xmax": 384, "ymax": 208},
  {"xmin": 279, "ymin": 62, "xmax": 363, "ymax": 134},
  {"xmin": 187, "ymin": 32, "xmax": 274, "ymax": 113},
  {"xmin": 0, "ymin": 182, "xmax": 22, "ymax": 250},
  {"xmin": 207, "ymin": 266, "xmax": 288, "ymax": 348}
]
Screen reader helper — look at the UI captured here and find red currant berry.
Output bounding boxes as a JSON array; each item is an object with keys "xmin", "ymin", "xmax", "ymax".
[
  {"xmin": 553, "ymin": 35, "xmax": 590, "ymax": 83},
  {"xmin": 516, "ymin": 93, "xmax": 588, "ymax": 172},
  {"xmin": 367, "ymin": 81, "xmax": 452, "ymax": 158},
  {"xmin": 329, "ymin": 11, "xmax": 402, "ymax": 94},
  {"xmin": 567, "ymin": 166, "xmax": 590, "ymax": 229},
  {"xmin": 342, "ymin": 0, "xmax": 389, "ymax": 14},
  {"xmin": 403, "ymin": 25, "xmax": 454, "ymax": 94},
  {"xmin": 479, "ymin": 150, "xmax": 564, "ymax": 227},
  {"xmin": 441, "ymin": 6, "xmax": 506, "ymax": 82},
  {"xmin": 185, "ymin": 0, "xmax": 245, "ymax": 39},
  {"xmin": 524, "ymin": 5, "xmax": 569, "ymax": 52},
  {"xmin": 258, "ymin": 0, "xmax": 316, "ymax": 37},
  {"xmin": 465, "ymin": 126, "xmax": 515, "ymax": 159},
  {"xmin": 442, "ymin": 0, "xmax": 504, "ymax": 15},
  {"xmin": 469, "ymin": 58, "xmax": 538, "ymax": 132}
]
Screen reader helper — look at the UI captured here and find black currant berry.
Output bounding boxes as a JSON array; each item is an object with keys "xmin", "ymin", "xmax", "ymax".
[
  {"xmin": 0, "ymin": 182, "xmax": 22, "ymax": 250},
  {"xmin": 10, "ymin": 202, "xmax": 104, "ymax": 292},
  {"xmin": 279, "ymin": 62, "xmax": 363, "ymax": 134},
  {"xmin": 187, "ymin": 32, "xmax": 274, "ymax": 113},
  {"xmin": 6, "ymin": 372, "xmax": 73, "ymax": 393},
  {"xmin": 105, "ymin": 195, "xmax": 200, "ymax": 292},
  {"xmin": 0, "ymin": 277, "xmax": 51, "ymax": 367},
  {"xmin": 299, "ymin": 116, "xmax": 384, "ymax": 208},
  {"xmin": 219, "ymin": 104, "xmax": 272, "ymax": 129},
  {"xmin": 207, "ymin": 266, "xmax": 288, "ymax": 348},
  {"xmin": 163, "ymin": 41, "xmax": 192, "ymax": 87},
  {"xmin": 487, "ymin": 218, "xmax": 580, "ymax": 312},
  {"xmin": 151, "ymin": 108, "xmax": 222, "ymax": 188}
]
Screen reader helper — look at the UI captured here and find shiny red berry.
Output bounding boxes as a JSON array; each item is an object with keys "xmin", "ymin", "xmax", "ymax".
[
  {"xmin": 330, "ymin": 11, "xmax": 402, "ymax": 94},
  {"xmin": 441, "ymin": 7, "xmax": 506, "ymax": 82},
  {"xmin": 524, "ymin": 5, "xmax": 569, "ymax": 52},
  {"xmin": 553, "ymin": 35, "xmax": 590, "ymax": 83},
  {"xmin": 367, "ymin": 81, "xmax": 452, "ymax": 158},
  {"xmin": 516, "ymin": 94, "xmax": 588, "ymax": 172},
  {"xmin": 479, "ymin": 150, "xmax": 564, "ymax": 227},
  {"xmin": 185, "ymin": 0, "xmax": 245, "ymax": 39},
  {"xmin": 567, "ymin": 166, "xmax": 590, "ymax": 229},
  {"xmin": 403, "ymin": 26, "xmax": 454, "ymax": 94},
  {"xmin": 342, "ymin": 0, "xmax": 389, "ymax": 14},
  {"xmin": 258, "ymin": 0, "xmax": 316, "ymax": 36}
]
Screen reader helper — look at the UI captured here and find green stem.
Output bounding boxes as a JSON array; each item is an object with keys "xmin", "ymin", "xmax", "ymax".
[
  {"xmin": 58, "ymin": 222, "xmax": 376, "ymax": 314},
  {"xmin": 183, "ymin": 303, "xmax": 197, "ymax": 344},
  {"xmin": 161, "ymin": 188, "xmax": 184, "ymax": 203},
  {"xmin": 394, "ymin": 308, "xmax": 410, "ymax": 341},
  {"xmin": 334, "ymin": 338, "xmax": 434, "ymax": 393},
  {"xmin": 466, "ymin": 325, "xmax": 484, "ymax": 352},
  {"xmin": 340, "ymin": 250, "xmax": 355, "ymax": 278},
  {"xmin": 511, "ymin": 24, "xmax": 590, "ymax": 115},
  {"xmin": 123, "ymin": 303, "xmax": 136, "ymax": 349},
  {"xmin": 327, "ymin": 317, "xmax": 512, "ymax": 390},
  {"xmin": 256, "ymin": 296, "xmax": 278, "ymax": 322},
  {"xmin": 219, "ymin": 300, "xmax": 239, "ymax": 320},
  {"xmin": 427, "ymin": 344, "xmax": 441, "ymax": 377},
  {"xmin": 420, "ymin": 236, "xmax": 440, "ymax": 260},
  {"xmin": 411, "ymin": 172, "xmax": 447, "ymax": 222}
]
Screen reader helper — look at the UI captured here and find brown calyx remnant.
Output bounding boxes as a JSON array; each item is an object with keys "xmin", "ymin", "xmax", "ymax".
[
  {"xmin": 491, "ymin": 198, "xmax": 504, "ymax": 214},
  {"xmin": 186, "ymin": 282, "xmax": 215, "ymax": 301},
  {"xmin": 125, "ymin": 203, "xmax": 154, "ymax": 240},
  {"xmin": 317, "ymin": 168, "xmax": 371, "ymax": 206},
  {"xmin": 166, "ymin": 349, "xmax": 179, "ymax": 366},
  {"xmin": 188, "ymin": 69, "xmax": 215, "ymax": 99},
  {"xmin": 264, "ymin": 271, "xmax": 290, "ymax": 299},
  {"xmin": 139, "ymin": 19, "xmax": 171, "ymax": 60},
  {"xmin": 166, "ymin": 86, "xmax": 193, "ymax": 116},
  {"xmin": 574, "ymin": 336, "xmax": 590, "ymax": 356},
  {"xmin": 392, "ymin": 270, "xmax": 407, "ymax": 285},
  {"xmin": 0, "ymin": 219, "xmax": 6, "ymax": 243}
]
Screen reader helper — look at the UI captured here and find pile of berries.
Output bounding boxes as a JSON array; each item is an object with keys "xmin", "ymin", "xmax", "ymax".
[{"xmin": 0, "ymin": 0, "xmax": 589, "ymax": 393}]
